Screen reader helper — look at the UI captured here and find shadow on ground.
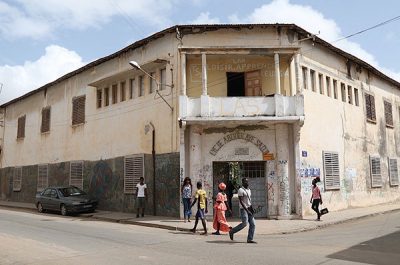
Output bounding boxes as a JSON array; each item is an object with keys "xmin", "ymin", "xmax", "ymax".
[{"xmin": 327, "ymin": 230, "xmax": 400, "ymax": 265}]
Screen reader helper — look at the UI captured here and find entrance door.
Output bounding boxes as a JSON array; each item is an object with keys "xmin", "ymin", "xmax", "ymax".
[
  {"xmin": 245, "ymin": 70, "xmax": 262, "ymax": 96},
  {"xmin": 212, "ymin": 161, "xmax": 267, "ymax": 218}
]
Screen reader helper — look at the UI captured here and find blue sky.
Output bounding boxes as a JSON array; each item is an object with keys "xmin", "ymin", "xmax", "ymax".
[{"xmin": 1, "ymin": 0, "xmax": 399, "ymax": 104}]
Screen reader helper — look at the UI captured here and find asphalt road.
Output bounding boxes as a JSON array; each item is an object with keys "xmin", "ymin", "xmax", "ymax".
[{"xmin": 0, "ymin": 208, "xmax": 399, "ymax": 265}]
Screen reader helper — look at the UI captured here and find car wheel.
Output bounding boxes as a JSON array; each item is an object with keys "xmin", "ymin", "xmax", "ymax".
[
  {"xmin": 37, "ymin": 202, "xmax": 44, "ymax": 213},
  {"xmin": 60, "ymin": 204, "xmax": 68, "ymax": 216}
]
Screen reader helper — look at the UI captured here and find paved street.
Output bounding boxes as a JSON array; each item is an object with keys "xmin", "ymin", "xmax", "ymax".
[{"xmin": 0, "ymin": 208, "xmax": 399, "ymax": 265}]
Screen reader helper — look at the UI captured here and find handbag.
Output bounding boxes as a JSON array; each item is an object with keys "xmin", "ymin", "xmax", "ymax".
[{"xmin": 320, "ymin": 208, "xmax": 329, "ymax": 215}]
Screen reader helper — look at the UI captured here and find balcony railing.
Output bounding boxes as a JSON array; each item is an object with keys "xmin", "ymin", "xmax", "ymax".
[{"xmin": 179, "ymin": 94, "xmax": 304, "ymax": 119}]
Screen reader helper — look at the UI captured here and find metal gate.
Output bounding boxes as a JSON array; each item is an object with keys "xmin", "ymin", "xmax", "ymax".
[{"xmin": 212, "ymin": 161, "xmax": 267, "ymax": 218}]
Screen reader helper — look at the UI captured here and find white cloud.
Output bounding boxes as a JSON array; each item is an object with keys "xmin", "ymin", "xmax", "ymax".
[
  {"xmin": 190, "ymin": 12, "xmax": 221, "ymax": 24},
  {"xmin": 0, "ymin": 0, "xmax": 176, "ymax": 39},
  {"xmin": 228, "ymin": 0, "xmax": 400, "ymax": 81},
  {"xmin": 0, "ymin": 45, "xmax": 85, "ymax": 104}
]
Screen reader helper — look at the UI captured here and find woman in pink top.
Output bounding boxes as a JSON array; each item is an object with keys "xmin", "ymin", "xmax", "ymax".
[
  {"xmin": 212, "ymin": 182, "xmax": 232, "ymax": 235},
  {"xmin": 310, "ymin": 178, "xmax": 323, "ymax": 221}
]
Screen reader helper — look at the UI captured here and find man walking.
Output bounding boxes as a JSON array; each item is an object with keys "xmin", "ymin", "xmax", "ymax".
[{"xmin": 229, "ymin": 178, "xmax": 256, "ymax": 243}]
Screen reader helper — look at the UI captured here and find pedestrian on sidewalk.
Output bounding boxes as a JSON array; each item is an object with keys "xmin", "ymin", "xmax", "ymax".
[
  {"xmin": 310, "ymin": 178, "xmax": 322, "ymax": 221},
  {"xmin": 212, "ymin": 182, "xmax": 232, "ymax": 235},
  {"xmin": 190, "ymin": 181, "xmax": 208, "ymax": 235},
  {"xmin": 229, "ymin": 178, "xmax": 256, "ymax": 244},
  {"xmin": 181, "ymin": 177, "xmax": 193, "ymax": 223},
  {"xmin": 136, "ymin": 177, "xmax": 147, "ymax": 218}
]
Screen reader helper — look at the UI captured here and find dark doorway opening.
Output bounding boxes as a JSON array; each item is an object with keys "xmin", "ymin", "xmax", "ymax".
[{"xmin": 227, "ymin": 72, "xmax": 245, "ymax": 97}]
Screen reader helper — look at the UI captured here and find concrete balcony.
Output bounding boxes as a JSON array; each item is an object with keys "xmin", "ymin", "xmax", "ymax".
[{"xmin": 179, "ymin": 94, "xmax": 304, "ymax": 124}]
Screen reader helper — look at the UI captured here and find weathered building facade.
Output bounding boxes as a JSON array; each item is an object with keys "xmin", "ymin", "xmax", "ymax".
[{"xmin": 0, "ymin": 24, "xmax": 399, "ymax": 218}]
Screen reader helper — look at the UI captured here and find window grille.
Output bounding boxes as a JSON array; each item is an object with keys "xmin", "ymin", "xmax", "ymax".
[
  {"xmin": 388, "ymin": 158, "xmax": 399, "ymax": 186},
  {"xmin": 323, "ymin": 151, "xmax": 340, "ymax": 190},
  {"xmin": 70, "ymin": 161, "xmax": 83, "ymax": 189},
  {"xmin": 17, "ymin": 115, "xmax": 26, "ymax": 139},
  {"xmin": 365, "ymin": 93, "xmax": 376, "ymax": 122},
  {"xmin": 41, "ymin": 107, "xmax": 51, "ymax": 133},
  {"xmin": 124, "ymin": 155, "xmax": 144, "ymax": 194},
  {"xmin": 384, "ymin": 101, "xmax": 393, "ymax": 127},
  {"xmin": 37, "ymin": 164, "xmax": 48, "ymax": 191},
  {"xmin": 72, "ymin": 95, "xmax": 85, "ymax": 125},
  {"xmin": 13, "ymin": 167, "xmax": 22, "ymax": 191},
  {"xmin": 369, "ymin": 156, "xmax": 382, "ymax": 188}
]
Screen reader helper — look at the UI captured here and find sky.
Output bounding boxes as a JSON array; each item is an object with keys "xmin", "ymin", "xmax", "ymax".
[{"xmin": 0, "ymin": 0, "xmax": 399, "ymax": 104}]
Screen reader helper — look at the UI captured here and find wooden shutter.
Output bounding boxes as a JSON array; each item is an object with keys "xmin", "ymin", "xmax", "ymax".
[
  {"xmin": 17, "ymin": 115, "xmax": 26, "ymax": 139},
  {"xmin": 388, "ymin": 158, "xmax": 399, "ymax": 186},
  {"xmin": 41, "ymin": 107, "xmax": 51, "ymax": 133},
  {"xmin": 323, "ymin": 151, "xmax": 340, "ymax": 190},
  {"xmin": 70, "ymin": 161, "xmax": 83, "ymax": 189},
  {"xmin": 124, "ymin": 155, "xmax": 144, "ymax": 194},
  {"xmin": 37, "ymin": 164, "xmax": 48, "ymax": 191},
  {"xmin": 370, "ymin": 156, "xmax": 382, "ymax": 188},
  {"xmin": 365, "ymin": 94, "xmax": 376, "ymax": 122},
  {"xmin": 13, "ymin": 167, "xmax": 22, "ymax": 191},
  {"xmin": 384, "ymin": 101, "xmax": 393, "ymax": 127},
  {"xmin": 245, "ymin": 70, "xmax": 262, "ymax": 96},
  {"xmin": 72, "ymin": 96, "xmax": 85, "ymax": 125}
]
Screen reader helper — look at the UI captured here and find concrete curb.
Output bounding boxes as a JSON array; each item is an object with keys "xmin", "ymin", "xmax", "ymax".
[{"xmin": 2, "ymin": 203, "xmax": 399, "ymax": 235}]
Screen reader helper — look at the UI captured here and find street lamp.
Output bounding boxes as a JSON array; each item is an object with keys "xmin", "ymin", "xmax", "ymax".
[{"xmin": 129, "ymin": 60, "xmax": 173, "ymax": 111}]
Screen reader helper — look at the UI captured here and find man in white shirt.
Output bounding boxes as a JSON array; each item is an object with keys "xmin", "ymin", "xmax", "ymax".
[
  {"xmin": 136, "ymin": 177, "xmax": 147, "ymax": 218},
  {"xmin": 229, "ymin": 178, "xmax": 256, "ymax": 243}
]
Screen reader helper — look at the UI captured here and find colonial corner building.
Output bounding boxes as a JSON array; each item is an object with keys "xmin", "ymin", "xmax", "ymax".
[{"xmin": 0, "ymin": 24, "xmax": 399, "ymax": 219}]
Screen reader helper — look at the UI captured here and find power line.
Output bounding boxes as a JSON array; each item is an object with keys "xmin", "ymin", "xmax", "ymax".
[{"xmin": 332, "ymin": 15, "xmax": 400, "ymax": 43}]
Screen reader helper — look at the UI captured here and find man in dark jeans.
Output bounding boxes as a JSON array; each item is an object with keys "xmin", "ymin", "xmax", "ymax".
[{"xmin": 229, "ymin": 178, "xmax": 256, "ymax": 243}]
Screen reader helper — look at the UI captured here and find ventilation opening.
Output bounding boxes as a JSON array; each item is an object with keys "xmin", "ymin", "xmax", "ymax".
[{"xmin": 227, "ymin": 72, "xmax": 245, "ymax": 97}]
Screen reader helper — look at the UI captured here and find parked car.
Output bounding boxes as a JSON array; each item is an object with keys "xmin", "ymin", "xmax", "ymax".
[{"xmin": 35, "ymin": 186, "xmax": 98, "ymax": 216}]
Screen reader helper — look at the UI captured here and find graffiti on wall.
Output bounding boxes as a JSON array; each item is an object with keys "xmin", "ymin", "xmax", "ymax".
[
  {"xmin": 299, "ymin": 163, "xmax": 322, "ymax": 194},
  {"xmin": 88, "ymin": 160, "xmax": 120, "ymax": 201}
]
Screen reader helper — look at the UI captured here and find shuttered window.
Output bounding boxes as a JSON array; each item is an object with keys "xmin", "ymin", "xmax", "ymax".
[
  {"xmin": 70, "ymin": 161, "xmax": 83, "ymax": 189},
  {"xmin": 13, "ymin": 167, "xmax": 22, "ymax": 191},
  {"xmin": 323, "ymin": 151, "xmax": 340, "ymax": 190},
  {"xmin": 369, "ymin": 156, "xmax": 382, "ymax": 188},
  {"xmin": 384, "ymin": 101, "xmax": 393, "ymax": 127},
  {"xmin": 41, "ymin": 107, "xmax": 51, "ymax": 133},
  {"xmin": 365, "ymin": 93, "xmax": 376, "ymax": 122},
  {"xmin": 17, "ymin": 115, "xmax": 26, "ymax": 139},
  {"xmin": 124, "ymin": 154, "xmax": 144, "ymax": 194},
  {"xmin": 37, "ymin": 164, "xmax": 48, "ymax": 191},
  {"xmin": 388, "ymin": 158, "xmax": 399, "ymax": 186},
  {"xmin": 72, "ymin": 95, "xmax": 85, "ymax": 125}
]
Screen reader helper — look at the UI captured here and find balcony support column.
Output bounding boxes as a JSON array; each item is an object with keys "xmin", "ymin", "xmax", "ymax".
[
  {"xmin": 181, "ymin": 52, "xmax": 187, "ymax": 96},
  {"xmin": 289, "ymin": 55, "xmax": 296, "ymax": 96},
  {"xmin": 201, "ymin": 52, "xmax": 208, "ymax": 96},
  {"xmin": 274, "ymin": 52, "xmax": 281, "ymax": 95}
]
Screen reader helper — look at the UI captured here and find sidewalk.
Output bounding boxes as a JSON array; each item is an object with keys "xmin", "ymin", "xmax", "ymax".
[{"xmin": 1, "ymin": 200, "xmax": 399, "ymax": 235}]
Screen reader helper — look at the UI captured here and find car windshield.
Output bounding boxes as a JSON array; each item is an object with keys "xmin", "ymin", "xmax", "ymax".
[{"xmin": 59, "ymin": 187, "xmax": 86, "ymax": 197}]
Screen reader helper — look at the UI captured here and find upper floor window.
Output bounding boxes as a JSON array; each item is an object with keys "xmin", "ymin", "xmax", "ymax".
[
  {"xmin": 318, "ymin": 73, "xmax": 324, "ymax": 94},
  {"xmin": 325, "ymin": 76, "xmax": 331, "ymax": 97},
  {"xmin": 160, "ymin": 68, "xmax": 166, "ymax": 91},
  {"xmin": 120, "ymin": 81, "xmax": 126, "ymax": 102},
  {"xmin": 129, "ymin": 78, "xmax": 135, "ymax": 99},
  {"xmin": 341, "ymin": 83, "xmax": 346, "ymax": 102},
  {"xmin": 104, "ymin": 87, "xmax": 110, "ymax": 106},
  {"xmin": 96, "ymin": 89, "xmax": 102, "ymax": 108},
  {"xmin": 139, "ymin": 76, "xmax": 144, "ymax": 97},
  {"xmin": 354, "ymin": 88, "xmax": 359, "ymax": 106},
  {"xmin": 112, "ymin": 84, "xmax": 118, "ymax": 104},
  {"xmin": 310, "ymin": 70, "xmax": 316, "ymax": 92},
  {"xmin": 347, "ymin": 85, "xmax": 353, "ymax": 104},
  {"xmin": 365, "ymin": 93, "xmax": 376, "ymax": 123},
  {"xmin": 150, "ymin": 72, "xmax": 156, "ymax": 93},
  {"xmin": 333, "ymin": 79, "xmax": 338, "ymax": 99},
  {"xmin": 72, "ymin": 95, "xmax": 85, "ymax": 125},
  {"xmin": 17, "ymin": 115, "xmax": 26, "ymax": 139},
  {"xmin": 302, "ymin": 67, "xmax": 308, "ymax": 90},
  {"xmin": 41, "ymin": 107, "xmax": 51, "ymax": 133},
  {"xmin": 384, "ymin": 100, "xmax": 393, "ymax": 127}
]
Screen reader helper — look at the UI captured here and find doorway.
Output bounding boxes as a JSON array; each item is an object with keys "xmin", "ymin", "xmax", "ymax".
[{"xmin": 213, "ymin": 161, "xmax": 267, "ymax": 218}]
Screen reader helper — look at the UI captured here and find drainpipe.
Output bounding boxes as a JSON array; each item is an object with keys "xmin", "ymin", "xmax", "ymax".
[{"xmin": 149, "ymin": 122, "xmax": 156, "ymax": 216}]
